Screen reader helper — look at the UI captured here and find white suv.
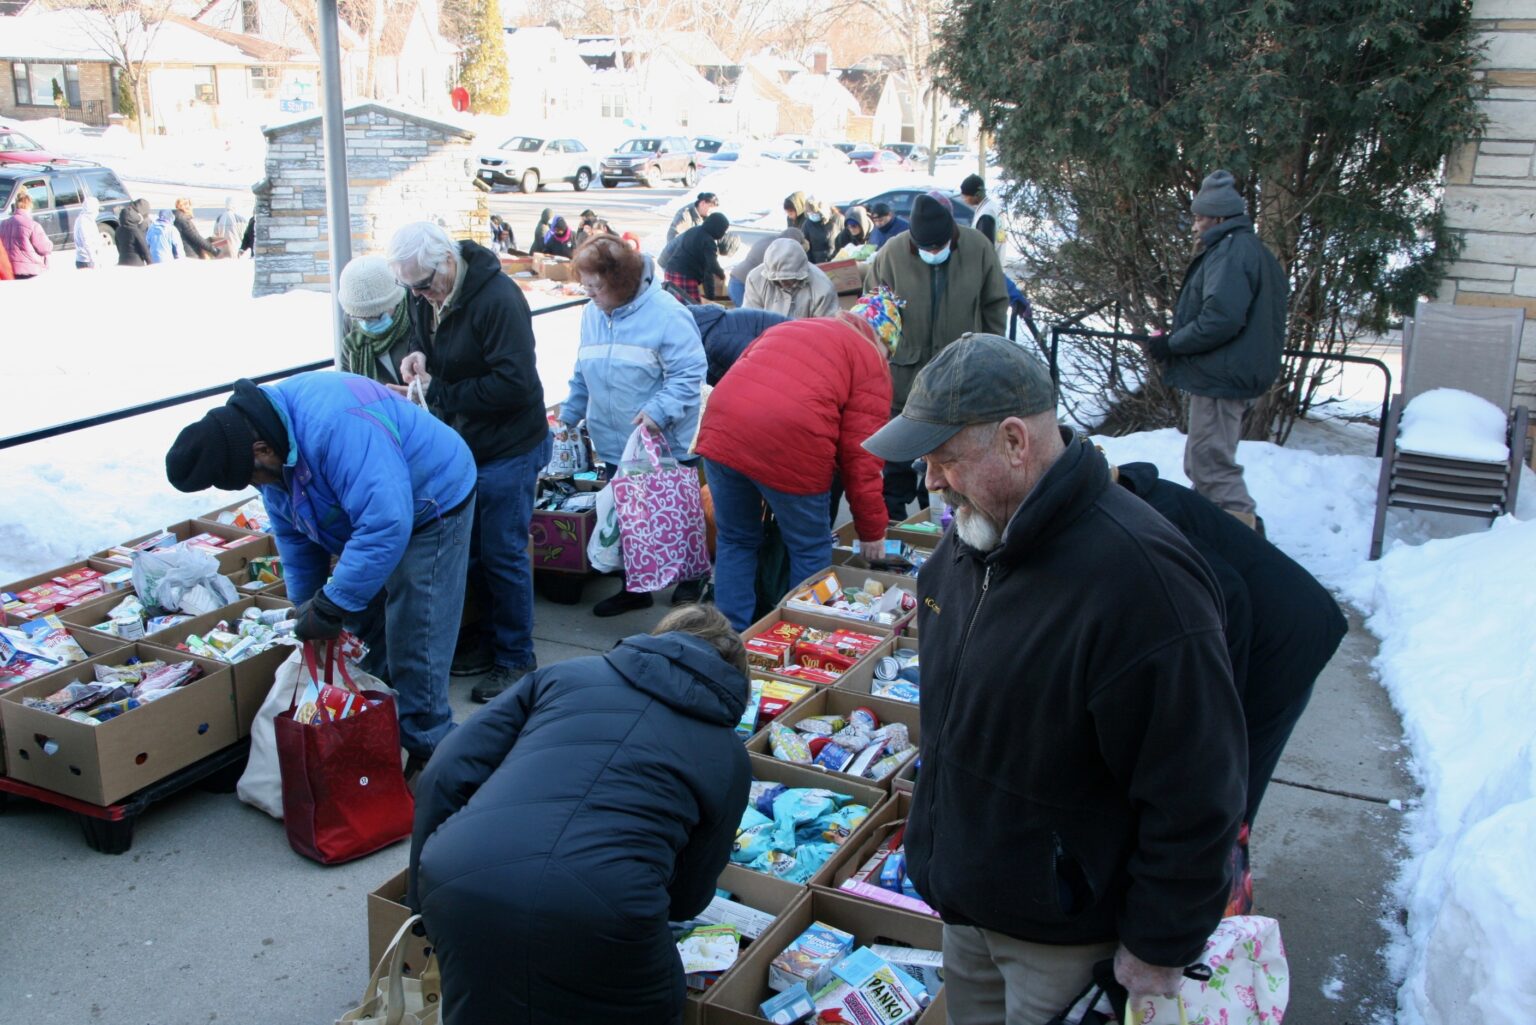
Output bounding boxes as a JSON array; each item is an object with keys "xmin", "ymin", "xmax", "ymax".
[{"xmin": 476, "ymin": 135, "xmax": 596, "ymax": 193}]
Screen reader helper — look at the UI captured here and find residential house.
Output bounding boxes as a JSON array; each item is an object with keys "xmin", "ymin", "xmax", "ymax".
[
  {"xmin": 0, "ymin": 9, "xmax": 320, "ymax": 132},
  {"xmin": 781, "ymin": 49, "xmax": 860, "ymax": 140},
  {"xmin": 839, "ymin": 61, "xmax": 918, "ymax": 145},
  {"xmin": 502, "ymin": 25, "xmax": 594, "ymax": 122},
  {"xmin": 573, "ymin": 33, "xmax": 725, "ymax": 136}
]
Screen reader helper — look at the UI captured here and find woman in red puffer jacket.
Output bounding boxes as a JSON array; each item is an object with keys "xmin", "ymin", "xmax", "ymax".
[{"xmin": 695, "ymin": 291, "xmax": 901, "ymax": 630}]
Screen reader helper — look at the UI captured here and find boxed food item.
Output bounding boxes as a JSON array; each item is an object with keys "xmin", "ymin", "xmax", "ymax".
[
  {"xmin": 823, "ymin": 793, "xmax": 936, "ymax": 919},
  {"xmin": 783, "ymin": 569, "xmax": 917, "ymax": 627},
  {"xmin": 1, "ymin": 564, "xmax": 113, "ymax": 621},
  {"xmin": 0, "ymin": 642, "xmax": 237, "ymax": 805},
  {"xmin": 199, "ymin": 496, "xmax": 271, "ymax": 534},
  {"xmin": 736, "ymin": 677, "xmax": 815, "ymax": 740},
  {"xmin": 809, "ymin": 945, "xmax": 929, "ymax": 1024},
  {"xmin": 0, "ymin": 614, "xmax": 90, "ymax": 686},
  {"xmin": 767, "ymin": 921, "xmax": 855, "ymax": 993},
  {"xmin": 835, "ymin": 640, "xmax": 920, "ymax": 705},
  {"xmin": 700, "ymin": 889, "xmax": 944, "ymax": 1025},
  {"xmin": 748, "ymin": 690, "xmax": 920, "ymax": 788},
  {"xmin": 141, "ymin": 595, "xmax": 295, "ymax": 736}
]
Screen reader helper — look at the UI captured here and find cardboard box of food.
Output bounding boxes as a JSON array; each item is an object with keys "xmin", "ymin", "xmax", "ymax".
[
  {"xmin": 816, "ymin": 259, "xmax": 865, "ymax": 297},
  {"xmin": 814, "ymin": 791, "xmax": 935, "ymax": 918},
  {"xmin": 833, "ymin": 636, "xmax": 919, "ymax": 704},
  {"xmin": 886, "ymin": 510, "xmax": 946, "ymax": 548},
  {"xmin": 535, "ymin": 253, "xmax": 574, "ymax": 282},
  {"xmin": 1, "ymin": 561, "xmax": 125, "ymax": 623},
  {"xmin": 780, "ymin": 568, "xmax": 918, "ymax": 629},
  {"xmin": 684, "ymin": 870, "xmax": 810, "ymax": 1025},
  {"xmin": 140, "ymin": 595, "xmax": 295, "ymax": 736},
  {"xmin": 745, "ymin": 687, "xmax": 920, "ymax": 792},
  {"xmin": 732, "ymin": 755, "xmax": 888, "ymax": 905},
  {"xmin": 90, "ymin": 520, "xmax": 275, "ymax": 578},
  {"xmin": 701, "ymin": 888, "xmax": 945, "ymax": 1025},
  {"xmin": 367, "ymin": 868, "xmax": 436, "ymax": 981},
  {"xmin": 0, "ymin": 643, "xmax": 237, "ymax": 805},
  {"xmin": 740, "ymin": 610, "xmax": 890, "ymax": 683}
]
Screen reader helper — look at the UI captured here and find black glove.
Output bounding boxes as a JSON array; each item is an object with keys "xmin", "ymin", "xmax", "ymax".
[
  {"xmin": 294, "ymin": 589, "xmax": 347, "ymax": 641},
  {"xmin": 1145, "ymin": 331, "xmax": 1172, "ymax": 362}
]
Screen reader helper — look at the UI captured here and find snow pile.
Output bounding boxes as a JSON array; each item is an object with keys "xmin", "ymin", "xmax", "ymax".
[
  {"xmin": 1396, "ymin": 387, "xmax": 1510, "ymax": 462},
  {"xmin": 18, "ymin": 118, "xmax": 266, "ymax": 189}
]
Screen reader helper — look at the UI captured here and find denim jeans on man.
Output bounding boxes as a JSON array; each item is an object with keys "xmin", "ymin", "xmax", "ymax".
[
  {"xmin": 704, "ymin": 458, "xmax": 831, "ymax": 631},
  {"xmin": 470, "ymin": 433, "xmax": 553, "ymax": 669},
  {"xmin": 350, "ymin": 494, "xmax": 475, "ymax": 759}
]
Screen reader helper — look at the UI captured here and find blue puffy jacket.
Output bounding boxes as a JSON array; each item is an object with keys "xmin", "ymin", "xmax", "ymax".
[
  {"xmin": 254, "ymin": 372, "xmax": 477, "ymax": 611},
  {"xmin": 146, "ymin": 213, "xmax": 182, "ymax": 263},
  {"xmin": 560, "ymin": 256, "xmax": 706, "ymax": 465},
  {"xmin": 686, "ymin": 303, "xmax": 788, "ymax": 386},
  {"xmin": 870, "ymin": 213, "xmax": 909, "ymax": 250},
  {"xmin": 408, "ymin": 631, "xmax": 749, "ymax": 1025}
]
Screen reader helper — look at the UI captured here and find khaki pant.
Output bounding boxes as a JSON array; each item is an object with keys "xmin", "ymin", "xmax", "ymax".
[
  {"xmin": 1184, "ymin": 395, "xmax": 1256, "ymax": 516},
  {"xmin": 943, "ymin": 924, "xmax": 1116, "ymax": 1025}
]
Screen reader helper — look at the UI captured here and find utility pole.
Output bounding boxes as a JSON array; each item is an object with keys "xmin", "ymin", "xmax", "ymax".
[{"xmin": 317, "ymin": 0, "xmax": 353, "ymax": 363}]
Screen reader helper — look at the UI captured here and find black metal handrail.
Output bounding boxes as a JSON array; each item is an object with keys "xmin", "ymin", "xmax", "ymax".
[
  {"xmin": 1048, "ymin": 325, "xmax": 1395, "ymax": 455},
  {"xmin": 0, "ymin": 296, "xmax": 592, "ymax": 453}
]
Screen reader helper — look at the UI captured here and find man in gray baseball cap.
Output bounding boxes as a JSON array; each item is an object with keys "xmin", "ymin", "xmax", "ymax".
[{"xmin": 866, "ymin": 333, "xmax": 1245, "ymax": 1023}]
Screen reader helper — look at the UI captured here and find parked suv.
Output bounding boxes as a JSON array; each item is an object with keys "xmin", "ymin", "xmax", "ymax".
[
  {"xmin": 475, "ymin": 135, "xmax": 596, "ymax": 193},
  {"xmin": 0, "ymin": 161, "xmax": 133, "ymax": 256},
  {"xmin": 600, "ymin": 136, "xmax": 698, "ymax": 189}
]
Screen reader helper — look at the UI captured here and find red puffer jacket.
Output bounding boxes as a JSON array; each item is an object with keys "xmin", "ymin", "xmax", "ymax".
[{"xmin": 696, "ymin": 315, "xmax": 892, "ymax": 543}]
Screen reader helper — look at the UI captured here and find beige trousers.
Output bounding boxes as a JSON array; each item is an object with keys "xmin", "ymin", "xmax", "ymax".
[
  {"xmin": 943, "ymin": 923, "xmax": 1117, "ymax": 1025},
  {"xmin": 1184, "ymin": 394, "xmax": 1257, "ymax": 516}
]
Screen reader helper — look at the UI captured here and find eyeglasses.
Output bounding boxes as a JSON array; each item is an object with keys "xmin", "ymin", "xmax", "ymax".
[{"xmin": 398, "ymin": 268, "xmax": 436, "ymax": 294}]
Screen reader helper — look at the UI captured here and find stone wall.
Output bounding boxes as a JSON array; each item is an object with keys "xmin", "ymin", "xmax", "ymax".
[
  {"xmin": 252, "ymin": 103, "xmax": 487, "ymax": 297},
  {"xmin": 1440, "ymin": 1, "xmax": 1536, "ymax": 411}
]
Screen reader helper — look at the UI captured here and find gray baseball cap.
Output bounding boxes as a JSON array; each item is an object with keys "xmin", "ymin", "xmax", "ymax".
[{"xmin": 863, "ymin": 333, "xmax": 1055, "ymax": 463}]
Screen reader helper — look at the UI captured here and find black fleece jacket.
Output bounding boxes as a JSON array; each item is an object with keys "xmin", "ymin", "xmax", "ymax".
[
  {"xmin": 907, "ymin": 433, "xmax": 1245, "ymax": 966},
  {"xmin": 407, "ymin": 240, "xmax": 546, "ymax": 464}
]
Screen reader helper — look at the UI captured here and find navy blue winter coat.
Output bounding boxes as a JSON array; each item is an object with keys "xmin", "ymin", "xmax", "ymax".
[
  {"xmin": 686, "ymin": 303, "xmax": 789, "ymax": 385},
  {"xmin": 870, "ymin": 214, "xmax": 910, "ymax": 250},
  {"xmin": 408, "ymin": 632, "xmax": 751, "ymax": 1025}
]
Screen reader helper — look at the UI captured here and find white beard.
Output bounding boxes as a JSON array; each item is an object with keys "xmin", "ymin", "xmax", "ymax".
[{"xmin": 952, "ymin": 505, "xmax": 1002, "ymax": 552}]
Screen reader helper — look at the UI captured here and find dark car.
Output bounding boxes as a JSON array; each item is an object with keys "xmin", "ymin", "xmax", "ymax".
[
  {"xmin": 830, "ymin": 141, "xmax": 859, "ymax": 155},
  {"xmin": 600, "ymin": 136, "xmax": 698, "ymax": 188},
  {"xmin": 0, "ymin": 161, "xmax": 133, "ymax": 256},
  {"xmin": 846, "ymin": 187, "xmax": 973, "ymax": 227}
]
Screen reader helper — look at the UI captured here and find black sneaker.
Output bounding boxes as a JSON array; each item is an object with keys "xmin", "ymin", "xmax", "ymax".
[
  {"xmin": 472, "ymin": 664, "xmax": 533, "ymax": 703},
  {"xmin": 670, "ymin": 578, "xmax": 704, "ymax": 606},
  {"xmin": 450, "ymin": 639, "xmax": 495, "ymax": 677},
  {"xmin": 593, "ymin": 587, "xmax": 654, "ymax": 618},
  {"xmin": 404, "ymin": 752, "xmax": 428, "ymax": 792}
]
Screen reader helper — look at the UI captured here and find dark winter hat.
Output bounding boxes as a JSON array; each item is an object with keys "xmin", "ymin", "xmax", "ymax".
[
  {"xmin": 1191, "ymin": 170, "xmax": 1245, "ymax": 218},
  {"xmin": 908, "ymin": 194, "xmax": 954, "ymax": 249},
  {"xmin": 703, "ymin": 212, "xmax": 730, "ymax": 239},
  {"xmin": 869, "ymin": 202, "xmax": 893, "ymax": 218},
  {"xmin": 959, "ymin": 173, "xmax": 985, "ymax": 198},
  {"xmin": 166, "ymin": 406, "xmax": 257, "ymax": 492},
  {"xmin": 863, "ymin": 333, "xmax": 1055, "ymax": 463},
  {"xmin": 696, "ymin": 192, "xmax": 718, "ymax": 206}
]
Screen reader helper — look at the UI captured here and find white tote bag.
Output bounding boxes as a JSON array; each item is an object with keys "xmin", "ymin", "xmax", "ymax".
[
  {"xmin": 585, "ymin": 481, "xmax": 624, "ymax": 574},
  {"xmin": 336, "ymin": 914, "xmax": 441, "ymax": 1025},
  {"xmin": 235, "ymin": 642, "xmax": 392, "ymax": 818}
]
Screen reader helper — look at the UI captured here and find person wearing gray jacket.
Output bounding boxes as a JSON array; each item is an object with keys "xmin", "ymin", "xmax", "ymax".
[
  {"xmin": 1147, "ymin": 170, "xmax": 1287, "ymax": 528},
  {"xmin": 742, "ymin": 238, "xmax": 839, "ymax": 319}
]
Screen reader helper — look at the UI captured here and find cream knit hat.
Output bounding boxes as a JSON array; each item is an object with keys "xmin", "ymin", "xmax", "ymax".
[{"xmin": 337, "ymin": 256, "xmax": 404, "ymax": 318}]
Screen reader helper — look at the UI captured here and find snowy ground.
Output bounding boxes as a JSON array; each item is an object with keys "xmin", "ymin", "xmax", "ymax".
[{"xmin": 4, "ymin": 173, "xmax": 1533, "ymax": 1022}]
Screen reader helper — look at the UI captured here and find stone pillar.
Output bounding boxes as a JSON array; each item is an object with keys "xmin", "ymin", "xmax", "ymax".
[{"xmin": 1440, "ymin": 0, "xmax": 1536, "ymax": 428}]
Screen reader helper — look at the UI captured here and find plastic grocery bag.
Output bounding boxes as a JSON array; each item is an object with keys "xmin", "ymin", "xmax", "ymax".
[
  {"xmin": 610, "ymin": 427, "xmax": 712, "ymax": 593},
  {"xmin": 132, "ymin": 544, "xmax": 238, "ymax": 615},
  {"xmin": 585, "ymin": 481, "xmax": 623, "ymax": 573},
  {"xmin": 542, "ymin": 419, "xmax": 590, "ymax": 477},
  {"xmin": 237, "ymin": 638, "xmax": 393, "ymax": 819}
]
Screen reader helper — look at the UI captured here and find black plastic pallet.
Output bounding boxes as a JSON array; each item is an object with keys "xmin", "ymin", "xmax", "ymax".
[{"xmin": 0, "ymin": 739, "xmax": 251, "ymax": 853}]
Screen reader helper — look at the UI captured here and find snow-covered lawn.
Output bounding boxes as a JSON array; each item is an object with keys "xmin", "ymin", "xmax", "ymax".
[{"xmin": 4, "ymin": 249, "xmax": 1533, "ymax": 1025}]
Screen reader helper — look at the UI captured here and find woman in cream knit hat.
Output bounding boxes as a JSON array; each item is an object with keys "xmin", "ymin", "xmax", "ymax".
[{"xmin": 337, "ymin": 256, "xmax": 414, "ymax": 384}]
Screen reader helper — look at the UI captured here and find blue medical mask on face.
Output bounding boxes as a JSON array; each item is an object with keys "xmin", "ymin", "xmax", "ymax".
[
  {"xmin": 808, "ymin": 212, "xmax": 823, "ymax": 223},
  {"xmin": 355, "ymin": 310, "xmax": 394, "ymax": 335},
  {"xmin": 918, "ymin": 244, "xmax": 951, "ymax": 266}
]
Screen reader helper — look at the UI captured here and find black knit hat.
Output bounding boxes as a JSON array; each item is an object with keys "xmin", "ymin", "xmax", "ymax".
[
  {"xmin": 959, "ymin": 173, "xmax": 985, "ymax": 198},
  {"xmin": 703, "ymin": 212, "xmax": 730, "ymax": 239},
  {"xmin": 908, "ymin": 194, "xmax": 954, "ymax": 249},
  {"xmin": 166, "ymin": 406, "xmax": 256, "ymax": 492}
]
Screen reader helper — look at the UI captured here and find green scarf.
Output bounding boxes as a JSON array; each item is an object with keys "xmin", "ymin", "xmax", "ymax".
[{"xmin": 341, "ymin": 296, "xmax": 412, "ymax": 383}]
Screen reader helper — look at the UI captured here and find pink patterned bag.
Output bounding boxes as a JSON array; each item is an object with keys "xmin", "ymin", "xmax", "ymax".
[{"xmin": 611, "ymin": 427, "xmax": 712, "ymax": 593}]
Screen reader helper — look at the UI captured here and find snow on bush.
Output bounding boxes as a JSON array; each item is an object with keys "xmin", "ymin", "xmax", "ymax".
[{"xmin": 1397, "ymin": 387, "xmax": 1511, "ymax": 462}]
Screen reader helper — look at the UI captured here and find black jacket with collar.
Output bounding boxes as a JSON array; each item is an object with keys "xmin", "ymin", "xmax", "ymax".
[
  {"xmin": 907, "ymin": 433, "xmax": 1246, "ymax": 966},
  {"xmin": 407, "ymin": 240, "xmax": 546, "ymax": 464}
]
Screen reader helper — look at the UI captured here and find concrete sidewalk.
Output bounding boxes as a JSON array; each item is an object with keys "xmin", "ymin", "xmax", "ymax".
[{"xmin": 0, "ymin": 589, "xmax": 1410, "ymax": 1025}]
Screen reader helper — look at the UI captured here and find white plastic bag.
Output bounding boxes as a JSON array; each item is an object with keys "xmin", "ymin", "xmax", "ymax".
[
  {"xmin": 131, "ymin": 544, "xmax": 238, "ymax": 615},
  {"xmin": 542, "ymin": 420, "xmax": 590, "ymax": 477},
  {"xmin": 585, "ymin": 482, "xmax": 623, "ymax": 574},
  {"xmin": 236, "ymin": 642, "xmax": 393, "ymax": 819}
]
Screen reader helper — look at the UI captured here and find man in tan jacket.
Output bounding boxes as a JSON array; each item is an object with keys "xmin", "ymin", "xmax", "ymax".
[
  {"xmin": 866, "ymin": 193, "xmax": 1009, "ymax": 517},
  {"xmin": 742, "ymin": 238, "xmax": 840, "ymax": 319}
]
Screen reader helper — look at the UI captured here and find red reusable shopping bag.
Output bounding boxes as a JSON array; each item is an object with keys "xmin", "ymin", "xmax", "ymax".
[{"xmin": 274, "ymin": 641, "xmax": 414, "ymax": 865}]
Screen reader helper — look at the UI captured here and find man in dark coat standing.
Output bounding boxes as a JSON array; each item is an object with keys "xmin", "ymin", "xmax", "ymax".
[
  {"xmin": 1147, "ymin": 170, "xmax": 1287, "ymax": 529},
  {"xmin": 408, "ymin": 605, "xmax": 751, "ymax": 1025},
  {"xmin": 863, "ymin": 335, "xmax": 1245, "ymax": 1023}
]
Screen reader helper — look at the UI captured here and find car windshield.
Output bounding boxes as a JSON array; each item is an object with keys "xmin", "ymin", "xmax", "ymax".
[
  {"xmin": 789, "ymin": 149, "xmax": 817, "ymax": 160},
  {"xmin": 0, "ymin": 131, "xmax": 44, "ymax": 152},
  {"xmin": 0, "ymin": 181, "xmax": 13, "ymax": 207},
  {"xmin": 710, "ymin": 152, "xmax": 739, "ymax": 162},
  {"xmin": 619, "ymin": 139, "xmax": 660, "ymax": 153},
  {"xmin": 850, "ymin": 150, "xmax": 879, "ymax": 159},
  {"xmin": 501, "ymin": 136, "xmax": 543, "ymax": 152}
]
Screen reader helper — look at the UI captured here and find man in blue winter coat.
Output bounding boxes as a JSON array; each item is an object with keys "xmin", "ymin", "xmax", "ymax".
[
  {"xmin": 165, "ymin": 372, "xmax": 478, "ymax": 769},
  {"xmin": 868, "ymin": 202, "xmax": 909, "ymax": 250}
]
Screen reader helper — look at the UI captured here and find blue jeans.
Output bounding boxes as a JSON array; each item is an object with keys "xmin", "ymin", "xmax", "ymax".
[
  {"xmin": 727, "ymin": 277, "xmax": 746, "ymax": 307},
  {"xmin": 471, "ymin": 434, "xmax": 552, "ymax": 669},
  {"xmin": 350, "ymin": 494, "xmax": 475, "ymax": 759},
  {"xmin": 704, "ymin": 458, "xmax": 831, "ymax": 631}
]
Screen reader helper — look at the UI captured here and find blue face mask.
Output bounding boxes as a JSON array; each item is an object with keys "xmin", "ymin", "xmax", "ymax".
[
  {"xmin": 918, "ymin": 244, "xmax": 951, "ymax": 266},
  {"xmin": 355, "ymin": 310, "xmax": 394, "ymax": 335},
  {"xmin": 808, "ymin": 212, "xmax": 823, "ymax": 223}
]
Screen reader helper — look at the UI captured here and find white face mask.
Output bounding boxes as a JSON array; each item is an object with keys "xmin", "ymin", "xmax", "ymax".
[{"xmin": 918, "ymin": 244, "xmax": 951, "ymax": 266}]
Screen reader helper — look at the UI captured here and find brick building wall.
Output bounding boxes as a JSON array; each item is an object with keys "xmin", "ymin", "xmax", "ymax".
[
  {"xmin": 1439, "ymin": 1, "xmax": 1536, "ymax": 409},
  {"xmin": 0, "ymin": 59, "xmax": 114, "ymax": 127},
  {"xmin": 252, "ymin": 103, "xmax": 487, "ymax": 297}
]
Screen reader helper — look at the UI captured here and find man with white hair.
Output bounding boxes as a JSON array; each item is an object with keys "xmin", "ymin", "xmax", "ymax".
[
  {"xmin": 862, "ymin": 333, "xmax": 1246, "ymax": 1023},
  {"xmin": 388, "ymin": 221, "xmax": 551, "ymax": 703}
]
